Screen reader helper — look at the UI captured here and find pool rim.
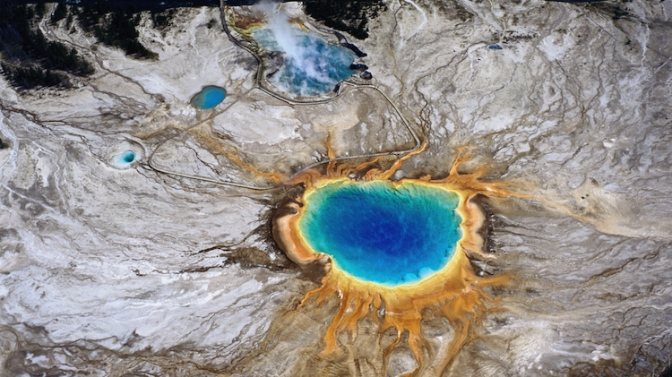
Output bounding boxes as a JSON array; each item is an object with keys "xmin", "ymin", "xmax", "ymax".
[
  {"xmin": 276, "ymin": 177, "xmax": 473, "ymax": 292},
  {"xmin": 296, "ymin": 179, "xmax": 464, "ymax": 287}
]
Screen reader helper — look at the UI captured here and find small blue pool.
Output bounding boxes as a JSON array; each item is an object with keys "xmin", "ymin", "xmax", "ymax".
[
  {"xmin": 299, "ymin": 180, "xmax": 463, "ymax": 286},
  {"xmin": 190, "ymin": 86, "xmax": 227, "ymax": 109},
  {"xmin": 111, "ymin": 150, "xmax": 138, "ymax": 169}
]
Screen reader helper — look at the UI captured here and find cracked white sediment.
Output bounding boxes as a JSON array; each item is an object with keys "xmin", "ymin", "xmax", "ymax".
[
  {"xmin": 400, "ymin": 0, "xmax": 428, "ymax": 42},
  {"xmin": 0, "ymin": 1, "xmax": 671, "ymax": 376}
]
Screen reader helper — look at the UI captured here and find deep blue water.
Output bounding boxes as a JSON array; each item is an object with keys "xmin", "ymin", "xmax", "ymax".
[
  {"xmin": 122, "ymin": 151, "xmax": 136, "ymax": 163},
  {"xmin": 111, "ymin": 150, "xmax": 138, "ymax": 169},
  {"xmin": 190, "ymin": 86, "xmax": 227, "ymax": 109},
  {"xmin": 254, "ymin": 28, "xmax": 356, "ymax": 97},
  {"xmin": 299, "ymin": 181, "xmax": 463, "ymax": 286}
]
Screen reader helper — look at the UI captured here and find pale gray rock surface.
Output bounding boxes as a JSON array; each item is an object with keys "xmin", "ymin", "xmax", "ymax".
[{"xmin": 0, "ymin": 1, "xmax": 671, "ymax": 376}]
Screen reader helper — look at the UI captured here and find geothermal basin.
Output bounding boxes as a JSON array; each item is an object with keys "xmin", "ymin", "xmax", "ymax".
[
  {"xmin": 253, "ymin": 27, "xmax": 356, "ymax": 97},
  {"xmin": 297, "ymin": 180, "xmax": 463, "ymax": 286}
]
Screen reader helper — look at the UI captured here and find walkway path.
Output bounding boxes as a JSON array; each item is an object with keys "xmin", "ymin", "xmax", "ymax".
[{"xmin": 147, "ymin": 2, "xmax": 423, "ymax": 191}]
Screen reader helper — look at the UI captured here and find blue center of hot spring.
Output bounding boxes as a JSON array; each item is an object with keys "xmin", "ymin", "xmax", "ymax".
[
  {"xmin": 122, "ymin": 151, "xmax": 135, "ymax": 163},
  {"xmin": 299, "ymin": 181, "xmax": 463, "ymax": 286},
  {"xmin": 191, "ymin": 86, "xmax": 227, "ymax": 109}
]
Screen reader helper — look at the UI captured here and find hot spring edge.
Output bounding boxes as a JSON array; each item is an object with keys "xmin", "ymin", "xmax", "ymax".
[{"xmin": 295, "ymin": 179, "xmax": 464, "ymax": 287}]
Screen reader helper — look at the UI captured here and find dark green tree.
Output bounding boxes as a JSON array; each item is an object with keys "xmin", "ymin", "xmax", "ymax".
[
  {"xmin": 76, "ymin": 5, "xmax": 157, "ymax": 59},
  {"xmin": 35, "ymin": 1, "xmax": 46, "ymax": 19},
  {"xmin": 65, "ymin": 13, "xmax": 73, "ymax": 29},
  {"xmin": 51, "ymin": 2, "xmax": 67, "ymax": 24},
  {"xmin": 303, "ymin": 0, "xmax": 386, "ymax": 39},
  {"xmin": 0, "ymin": 3, "xmax": 93, "ymax": 90}
]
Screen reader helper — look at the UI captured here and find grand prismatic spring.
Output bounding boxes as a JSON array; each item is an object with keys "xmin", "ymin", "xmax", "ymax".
[
  {"xmin": 270, "ymin": 151, "xmax": 519, "ymax": 375},
  {"xmin": 1, "ymin": 1, "xmax": 672, "ymax": 376},
  {"xmin": 297, "ymin": 180, "xmax": 463, "ymax": 286}
]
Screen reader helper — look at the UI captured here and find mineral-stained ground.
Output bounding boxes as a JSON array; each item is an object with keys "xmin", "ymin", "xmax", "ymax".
[{"xmin": 0, "ymin": 1, "xmax": 671, "ymax": 376}]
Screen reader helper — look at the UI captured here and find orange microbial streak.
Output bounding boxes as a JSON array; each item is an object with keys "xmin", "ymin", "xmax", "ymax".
[
  {"xmin": 191, "ymin": 126, "xmax": 288, "ymax": 184},
  {"xmin": 273, "ymin": 150, "xmax": 524, "ymax": 376}
]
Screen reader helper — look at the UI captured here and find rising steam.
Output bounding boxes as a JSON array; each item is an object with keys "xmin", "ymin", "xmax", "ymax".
[{"xmin": 254, "ymin": 1, "xmax": 356, "ymax": 97}]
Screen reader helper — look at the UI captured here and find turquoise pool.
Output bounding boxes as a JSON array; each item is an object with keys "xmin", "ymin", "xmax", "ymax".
[
  {"xmin": 111, "ymin": 150, "xmax": 137, "ymax": 169},
  {"xmin": 190, "ymin": 86, "xmax": 227, "ymax": 109},
  {"xmin": 299, "ymin": 181, "xmax": 463, "ymax": 286}
]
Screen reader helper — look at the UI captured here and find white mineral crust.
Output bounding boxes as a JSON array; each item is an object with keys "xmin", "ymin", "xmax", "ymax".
[{"xmin": 0, "ymin": 1, "xmax": 671, "ymax": 376}]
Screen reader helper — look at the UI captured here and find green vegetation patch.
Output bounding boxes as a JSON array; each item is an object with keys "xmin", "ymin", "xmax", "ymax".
[
  {"xmin": 0, "ymin": 2, "xmax": 94, "ymax": 90},
  {"xmin": 302, "ymin": 0, "xmax": 387, "ymax": 40},
  {"xmin": 76, "ymin": 5, "xmax": 158, "ymax": 60},
  {"xmin": 1, "ymin": 63, "xmax": 66, "ymax": 89},
  {"xmin": 51, "ymin": 2, "xmax": 68, "ymax": 24},
  {"xmin": 150, "ymin": 8, "xmax": 176, "ymax": 29}
]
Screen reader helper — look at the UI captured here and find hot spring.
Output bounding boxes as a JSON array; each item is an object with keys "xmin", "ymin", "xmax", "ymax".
[
  {"xmin": 253, "ymin": 27, "xmax": 356, "ymax": 97},
  {"xmin": 298, "ymin": 180, "xmax": 463, "ymax": 286},
  {"xmin": 110, "ymin": 150, "xmax": 139, "ymax": 169},
  {"xmin": 190, "ymin": 86, "xmax": 227, "ymax": 109}
]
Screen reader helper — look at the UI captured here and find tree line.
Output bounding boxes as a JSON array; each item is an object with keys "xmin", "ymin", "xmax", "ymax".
[
  {"xmin": 75, "ymin": 4, "xmax": 159, "ymax": 60},
  {"xmin": 0, "ymin": 2, "xmax": 93, "ymax": 89},
  {"xmin": 1, "ymin": 1, "xmax": 171, "ymax": 90},
  {"xmin": 302, "ymin": 0, "xmax": 387, "ymax": 40}
]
